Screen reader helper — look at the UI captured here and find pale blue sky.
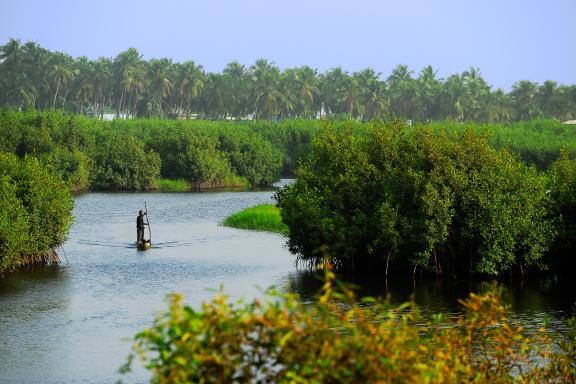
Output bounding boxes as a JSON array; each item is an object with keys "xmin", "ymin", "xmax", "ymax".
[{"xmin": 1, "ymin": 0, "xmax": 574, "ymax": 90}]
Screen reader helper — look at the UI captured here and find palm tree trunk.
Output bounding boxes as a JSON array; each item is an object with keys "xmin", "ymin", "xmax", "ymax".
[
  {"xmin": 52, "ymin": 78, "xmax": 61, "ymax": 108},
  {"xmin": 132, "ymin": 92, "xmax": 139, "ymax": 117},
  {"xmin": 62, "ymin": 90, "xmax": 69, "ymax": 108},
  {"xmin": 117, "ymin": 89, "xmax": 125, "ymax": 118}
]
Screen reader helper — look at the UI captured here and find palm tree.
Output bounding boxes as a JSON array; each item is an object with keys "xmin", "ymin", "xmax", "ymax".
[
  {"xmin": 322, "ymin": 67, "xmax": 351, "ymax": 117},
  {"xmin": 22, "ymin": 41, "xmax": 51, "ymax": 108},
  {"xmin": 292, "ymin": 65, "xmax": 320, "ymax": 118},
  {"xmin": 536, "ymin": 80, "xmax": 559, "ymax": 119},
  {"xmin": 0, "ymin": 38, "xmax": 31, "ymax": 107},
  {"xmin": 90, "ymin": 57, "xmax": 113, "ymax": 118},
  {"xmin": 354, "ymin": 68, "xmax": 388, "ymax": 120},
  {"xmin": 0, "ymin": 38, "xmax": 23, "ymax": 72},
  {"xmin": 417, "ymin": 65, "xmax": 441, "ymax": 120},
  {"xmin": 49, "ymin": 53, "xmax": 75, "ymax": 108},
  {"xmin": 554, "ymin": 85, "xmax": 576, "ymax": 121},
  {"xmin": 439, "ymin": 74, "xmax": 466, "ymax": 121},
  {"xmin": 387, "ymin": 65, "xmax": 420, "ymax": 119},
  {"xmin": 222, "ymin": 61, "xmax": 250, "ymax": 119},
  {"xmin": 477, "ymin": 89, "xmax": 511, "ymax": 122},
  {"xmin": 251, "ymin": 59, "xmax": 283, "ymax": 120},
  {"xmin": 174, "ymin": 61, "xmax": 204, "ymax": 118},
  {"xmin": 71, "ymin": 56, "xmax": 93, "ymax": 113},
  {"xmin": 461, "ymin": 67, "xmax": 491, "ymax": 120},
  {"xmin": 146, "ymin": 58, "xmax": 174, "ymax": 117},
  {"xmin": 509, "ymin": 80, "xmax": 541, "ymax": 121},
  {"xmin": 199, "ymin": 73, "xmax": 226, "ymax": 118},
  {"xmin": 113, "ymin": 48, "xmax": 143, "ymax": 117},
  {"xmin": 125, "ymin": 64, "xmax": 147, "ymax": 117},
  {"xmin": 276, "ymin": 68, "xmax": 295, "ymax": 118}
]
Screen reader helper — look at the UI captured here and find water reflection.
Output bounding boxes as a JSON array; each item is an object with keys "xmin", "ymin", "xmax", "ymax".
[
  {"xmin": 283, "ymin": 269, "xmax": 576, "ymax": 334},
  {"xmin": 0, "ymin": 266, "xmax": 72, "ymax": 383}
]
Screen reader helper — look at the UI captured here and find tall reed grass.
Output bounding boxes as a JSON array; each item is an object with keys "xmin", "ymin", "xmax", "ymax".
[
  {"xmin": 223, "ymin": 204, "xmax": 288, "ymax": 234},
  {"xmin": 152, "ymin": 178, "xmax": 191, "ymax": 192},
  {"xmin": 152, "ymin": 176, "xmax": 251, "ymax": 192}
]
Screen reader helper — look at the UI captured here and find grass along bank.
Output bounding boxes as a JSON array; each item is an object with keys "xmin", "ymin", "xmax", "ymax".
[
  {"xmin": 223, "ymin": 204, "xmax": 287, "ymax": 234},
  {"xmin": 152, "ymin": 176, "xmax": 251, "ymax": 192}
]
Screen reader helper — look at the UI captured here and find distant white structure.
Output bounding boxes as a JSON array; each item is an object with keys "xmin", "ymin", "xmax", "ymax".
[
  {"xmin": 86, "ymin": 111, "xmax": 130, "ymax": 120},
  {"xmin": 102, "ymin": 113, "xmax": 129, "ymax": 120},
  {"xmin": 562, "ymin": 120, "xmax": 576, "ymax": 125}
]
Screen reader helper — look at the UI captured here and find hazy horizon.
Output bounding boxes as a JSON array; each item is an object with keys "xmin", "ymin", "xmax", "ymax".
[{"xmin": 1, "ymin": 0, "xmax": 575, "ymax": 90}]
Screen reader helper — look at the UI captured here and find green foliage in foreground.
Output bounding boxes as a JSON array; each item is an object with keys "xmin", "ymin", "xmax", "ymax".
[
  {"xmin": 121, "ymin": 269, "xmax": 576, "ymax": 383},
  {"xmin": 277, "ymin": 120, "xmax": 556, "ymax": 276},
  {"xmin": 223, "ymin": 204, "xmax": 288, "ymax": 234},
  {"xmin": 0, "ymin": 152, "xmax": 73, "ymax": 275}
]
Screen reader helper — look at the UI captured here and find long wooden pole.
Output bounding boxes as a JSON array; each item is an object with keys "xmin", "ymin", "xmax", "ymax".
[{"xmin": 145, "ymin": 202, "xmax": 152, "ymax": 243}]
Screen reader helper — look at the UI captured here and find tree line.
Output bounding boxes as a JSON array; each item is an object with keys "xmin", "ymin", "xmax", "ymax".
[
  {"xmin": 2, "ymin": 39, "xmax": 576, "ymax": 122},
  {"xmin": 1, "ymin": 110, "xmax": 575, "ymax": 193},
  {"xmin": 0, "ymin": 109, "xmax": 290, "ymax": 191}
]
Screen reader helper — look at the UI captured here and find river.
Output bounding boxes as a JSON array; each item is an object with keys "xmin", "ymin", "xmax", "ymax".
[{"xmin": 0, "ymin": 182, "xmax": 574, "ymax": 383}]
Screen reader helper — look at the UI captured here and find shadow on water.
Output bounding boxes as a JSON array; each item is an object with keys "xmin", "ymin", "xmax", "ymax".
[
  {"xmin": 0, "ymin": 264, "xmax": 70, "ymax": 297},
  {"xmin": 285, "ymin": 269, "xmax": 576, "ymax": 318}
]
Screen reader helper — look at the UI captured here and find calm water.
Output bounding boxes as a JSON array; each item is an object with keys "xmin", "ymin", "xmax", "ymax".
[{"xmin": 1, "ymin": 182, "xmax": 574, "ymax": 383}]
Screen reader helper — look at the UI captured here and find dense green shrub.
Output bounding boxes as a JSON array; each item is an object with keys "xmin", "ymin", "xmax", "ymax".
[
  {"xmin": 0, "ymin": 152, "xmax": 73, "ymax": 275},
  {"xmin": 0, "ymin": 171, "xmax": 29, "ymax": 273},
  {"xmin": 430, "ymin": 119, "xmax": 576, "ymax": 170},
  {"xmin": 43, "ymin": 147, "xmax": 92, "ymax": 192},
  {"xmin": 121, "ymin": 270, "xmax": 576, "ymax": 383},
  {"xmin": 147, "ymin": 126, "xmax": 235, "ymax": 187},
  {"xmin": 90, "ymin": 130, "xmax": 161, "ymax": 190},
  {"xmin": 277, "ymin": 120, "xmax": 555, "ymax": 276},
  {"xmin": 250, "ymin": 119, "xmax": 318, "ymax": 175},
  {"xmin": 217, "ymin": 129, "xmax": 283, "ymax": 186}
]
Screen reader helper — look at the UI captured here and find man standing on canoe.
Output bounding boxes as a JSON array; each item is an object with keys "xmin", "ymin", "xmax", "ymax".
[{"xmin": 137, "ymin": 210, "xmax": 148, "ymax": 244}]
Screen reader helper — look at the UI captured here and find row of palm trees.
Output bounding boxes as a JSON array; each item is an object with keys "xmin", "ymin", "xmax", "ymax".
[{"xmin": 1, "ymin": 39, "xmax": 575, "ymax": 122}]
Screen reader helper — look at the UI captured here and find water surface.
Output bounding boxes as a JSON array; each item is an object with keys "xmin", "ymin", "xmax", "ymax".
[{"xmin": 0, "ymin": 183, "xmax": 574, "ymax": 383}]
